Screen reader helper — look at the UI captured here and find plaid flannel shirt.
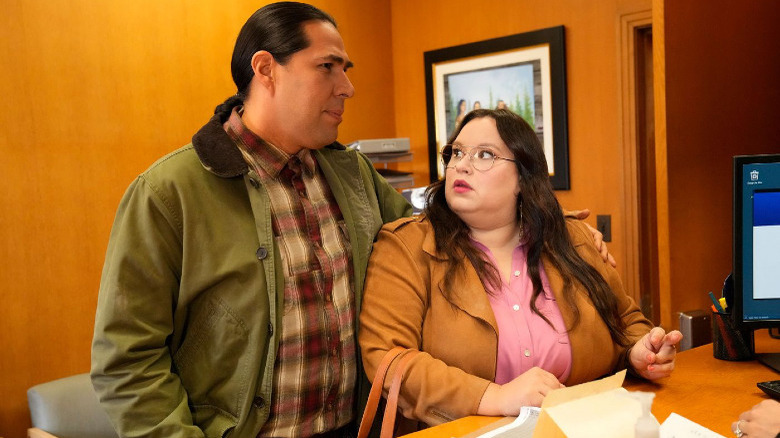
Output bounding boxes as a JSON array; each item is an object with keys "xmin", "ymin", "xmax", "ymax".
[{"xmin": 225, "ymin": 108, "xmax": 355, "ymax": 438}]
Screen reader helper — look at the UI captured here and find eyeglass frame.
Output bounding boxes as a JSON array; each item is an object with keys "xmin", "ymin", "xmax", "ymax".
[{"xmin": 440, "ymin": 144, "xmax": 517, "ymax": 172}]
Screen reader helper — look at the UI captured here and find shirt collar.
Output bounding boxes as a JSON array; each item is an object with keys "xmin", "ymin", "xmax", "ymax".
[{"xmin": 223, "ymin": 106, "xmax": 316, "ymax": 177}]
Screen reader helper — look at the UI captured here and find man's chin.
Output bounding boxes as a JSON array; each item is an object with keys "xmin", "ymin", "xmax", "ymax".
[
  {"xmin": 306, "ymin": 136, "xmax": 338, "ymax": 150},
  {"xmin": 319, "ymin": 132, "xmax": 339, "ymax": 147}
]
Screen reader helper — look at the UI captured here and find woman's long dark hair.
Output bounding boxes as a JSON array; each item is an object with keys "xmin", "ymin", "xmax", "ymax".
[
  {"xmin": 425, "ymin": 109, "xmax": 630, "ymax": 347},
  {"xmin": 214, "ymin": 2, "xmax": 337, "ymax": 119}
]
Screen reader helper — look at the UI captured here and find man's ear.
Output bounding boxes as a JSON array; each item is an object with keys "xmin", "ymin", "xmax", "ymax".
[{"xmin": 251, "ymin": 50, "xmax": 276, "ymax": 90}]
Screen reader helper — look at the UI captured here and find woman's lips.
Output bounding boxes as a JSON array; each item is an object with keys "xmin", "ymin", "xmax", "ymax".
[{"xmin": 452, "ymin": 179, "xmax": 472, "ymax": 193}]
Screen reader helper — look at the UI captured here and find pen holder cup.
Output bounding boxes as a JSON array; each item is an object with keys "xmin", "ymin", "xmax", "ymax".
[{"xmin": 711, "ymin": 311, "xmax": 754, "ymax": 361}]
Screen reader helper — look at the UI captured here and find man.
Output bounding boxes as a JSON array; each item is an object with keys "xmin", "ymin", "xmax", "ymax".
[
  {"xmin": 91, "ymin": 3, "xmax": 610, "ymax": 438},
  {"xmin": 91, "ymin": 3, "xmax": 409, "ymax": 438}
]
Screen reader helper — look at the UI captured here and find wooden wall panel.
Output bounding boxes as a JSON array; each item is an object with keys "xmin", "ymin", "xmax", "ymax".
[
  {"xmin": 0, "ymin": 1, "xmax": 393, "ymax": 436},
  {"xmin": 663, "ymin": 0, "xmax": 780, "ymax": 324},
  {"xmin": 3, "ymin": 0, "xmax": 778, "ymax": 435}
]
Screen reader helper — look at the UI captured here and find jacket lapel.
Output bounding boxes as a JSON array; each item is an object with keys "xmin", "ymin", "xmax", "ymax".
[{"xmin": 422, "ymin": 230, "xmax": 499, "ymax": 334}]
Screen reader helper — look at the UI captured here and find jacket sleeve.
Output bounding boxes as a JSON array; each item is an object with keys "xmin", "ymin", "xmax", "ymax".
[
  {"xmin": 91, "ymin": 176, "xmax": 204, "ymax": 438},
  {"xmin": 567, "ymin": 220, "xmax": 652, "ymax": 372},
  {"xmin": 358, "ymin": 223, "xmax": 491, "ymax": 425},
  {"xmin": 357, "ymin": 153, "xmax": 413, "ymax": 223}
]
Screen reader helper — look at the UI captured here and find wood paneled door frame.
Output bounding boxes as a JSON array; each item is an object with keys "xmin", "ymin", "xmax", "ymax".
[{"xmin": 619, "ymin": 9, "xmax": 663, "ymax": 325}]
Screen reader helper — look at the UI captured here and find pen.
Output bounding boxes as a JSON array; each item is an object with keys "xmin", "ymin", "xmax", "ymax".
[
  {"xmin": 719, "ymin": 297, "xmax": 728, "ymax": 311},
  {"xmin": 709, "ymin": 291, "xmax": 725, "ymax": 313}
]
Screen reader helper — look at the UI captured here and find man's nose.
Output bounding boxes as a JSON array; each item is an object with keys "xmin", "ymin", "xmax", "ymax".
[{"xmin": 336, "ymin": 72, "xmax": 355, "ymax": 98}]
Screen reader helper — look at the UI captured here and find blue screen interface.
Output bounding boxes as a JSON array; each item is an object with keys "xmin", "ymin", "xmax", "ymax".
[{"xmin": 742, "ymin": 161, "xmax": 780, "ymax": 321}]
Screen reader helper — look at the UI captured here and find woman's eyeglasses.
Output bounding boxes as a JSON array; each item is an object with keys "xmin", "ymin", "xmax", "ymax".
[{"xmin": 440, "ymin": 144, "xmax": 516, "ymax": 172}]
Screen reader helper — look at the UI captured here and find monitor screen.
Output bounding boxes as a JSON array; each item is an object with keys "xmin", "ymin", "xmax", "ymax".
[{"xmin": 734, "ymin": 154, "xmax": 780, "ymax": 329}]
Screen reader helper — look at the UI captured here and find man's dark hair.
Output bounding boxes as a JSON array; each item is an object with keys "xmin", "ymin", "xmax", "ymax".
[{"xmin": 215, "ymin": 2, "xmax": 336, "ymax": 118}]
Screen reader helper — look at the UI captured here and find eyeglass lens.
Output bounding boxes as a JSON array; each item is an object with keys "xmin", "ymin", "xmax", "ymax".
[{"xmin": 441, "ymin": 145, "xmax": 496, "ymax": 171}]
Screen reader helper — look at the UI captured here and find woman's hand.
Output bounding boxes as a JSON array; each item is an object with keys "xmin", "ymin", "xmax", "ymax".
[
  {"xmin": 732, "ymin": 399, "xmax": 780, "ymax": 438},
  {"xmin": 477, "ymin": 367, "xmax": 564, "ymax": 416},
  {"xmin": 629, "ymin": 327, "xmax": 683, "ymax": 380}
]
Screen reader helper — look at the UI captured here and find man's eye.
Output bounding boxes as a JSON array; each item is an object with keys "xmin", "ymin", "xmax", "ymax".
[
  {"xmin": 321, "ymin": 63, "xmax": 333, "ymax": 70},
  {"xmin": 452, "ymin": 148, "xmax": 465, "ymax": 158},
  {"xmin": 475, "ymin": 149, "xmax": 495, "ymax": 160}
]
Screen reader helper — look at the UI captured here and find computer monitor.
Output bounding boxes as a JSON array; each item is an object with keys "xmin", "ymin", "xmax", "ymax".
[
  {"xmin": 734, "ymin": 153, "xmax": 780, "ymax": 327},
  {"xmin": 733, "ymin": 154, "xmax": 780, "ymax": 368}
]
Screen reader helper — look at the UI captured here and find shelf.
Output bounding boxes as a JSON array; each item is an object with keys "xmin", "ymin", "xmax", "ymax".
[
  {"xmin": 364, "ymin": 152, "xmax": 413, "ymax": 164},
  {"xmin": 377, "ymin": 169, "xmax": 415, "ymax": 189}
]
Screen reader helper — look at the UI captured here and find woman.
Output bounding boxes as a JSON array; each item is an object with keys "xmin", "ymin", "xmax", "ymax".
[
  {"xmin": 359, "ymin": 109, "xmax": 682, "ymax": 425},
  {"xmin": 454, "ymin": 99, "xmax": 468, "ymax": 128}
]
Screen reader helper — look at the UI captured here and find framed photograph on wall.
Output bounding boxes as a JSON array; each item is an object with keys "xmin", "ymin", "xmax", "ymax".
[{"xmin": 424, "ymin": 26, "xmax": 569, "ymax": 189}]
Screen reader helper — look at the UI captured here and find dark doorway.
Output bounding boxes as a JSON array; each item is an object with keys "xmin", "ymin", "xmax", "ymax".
[{"xmin": 635, "ymin": 26, "xmax": 660, "ymax": 323}]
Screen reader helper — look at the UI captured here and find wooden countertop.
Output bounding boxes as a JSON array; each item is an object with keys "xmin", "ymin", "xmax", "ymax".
[{"xmin": 404, "ymin": 329, "xmax": 780, "ymax": 437}]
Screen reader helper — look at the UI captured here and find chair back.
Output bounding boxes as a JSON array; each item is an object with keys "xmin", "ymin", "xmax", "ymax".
[{"xmin": 27, "ymin": 373, "xmax": 118, "ymax": 438}]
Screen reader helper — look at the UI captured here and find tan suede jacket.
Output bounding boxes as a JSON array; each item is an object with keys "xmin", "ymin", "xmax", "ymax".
[{"xmin": 358, "ymin": 216, "xmax": 652, "ymax": 426}]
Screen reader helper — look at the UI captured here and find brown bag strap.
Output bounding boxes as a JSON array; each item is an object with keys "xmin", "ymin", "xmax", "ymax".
[
  {"xmin": 380, "ymin": 350, "xmax": 419, "ymax": 438},
  {"xmin": 357, "ymin": 347, "xmax": 418, "ymax": 438}
]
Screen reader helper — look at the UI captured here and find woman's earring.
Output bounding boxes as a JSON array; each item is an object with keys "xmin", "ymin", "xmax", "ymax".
[{"xmin": 519, "ymin": 199, "xmax": 523, "ymax": 226}]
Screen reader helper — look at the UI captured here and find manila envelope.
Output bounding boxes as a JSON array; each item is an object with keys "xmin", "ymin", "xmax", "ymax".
[{"xmin": 533, "ymin": 370, "xmax": 644, "ymax": 438}]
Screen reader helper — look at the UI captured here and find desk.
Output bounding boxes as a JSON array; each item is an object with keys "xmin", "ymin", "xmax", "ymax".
[{"xmin": 406, "ymin": 330, "xmax": 780, "ymax": 437}]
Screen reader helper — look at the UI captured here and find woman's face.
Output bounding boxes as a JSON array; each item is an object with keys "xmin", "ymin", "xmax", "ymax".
[
  {"xmin": 445, "ymin": 117, "xmax": 521, "ymax": 229},
  {"xmin": 459, "ymin": 101, "xmax": 467, "ymax": 112}
]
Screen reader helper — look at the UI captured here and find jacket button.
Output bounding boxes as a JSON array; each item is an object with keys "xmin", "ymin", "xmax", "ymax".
[
  {"xmin": 249, "ymin": 178, "xmax": 260, "ymax": 189},
  {"xmin": 268, "ymin": 322, "xmax": 273, "ymax": 336},
  {"xmin": 252, "ymin": 396, "xmax": 265, "ymax": 409},
  {"xmin": 256, "ymin": 247, "xmax": 268, "ymax": 260}
]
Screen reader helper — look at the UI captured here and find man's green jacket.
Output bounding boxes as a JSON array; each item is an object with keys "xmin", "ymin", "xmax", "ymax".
[{"xmin": 91, "ymin": 114, "xmax": 412, "ymax": 438}]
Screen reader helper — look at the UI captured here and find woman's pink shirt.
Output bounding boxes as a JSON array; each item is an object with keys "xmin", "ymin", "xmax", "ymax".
[{"xmin": 474, "ymin": 241, "xmax": 572, "ymax": 384}]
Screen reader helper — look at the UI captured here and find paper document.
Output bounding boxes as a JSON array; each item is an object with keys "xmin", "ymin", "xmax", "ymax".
[
  {"xmin": 660, "ymin": 413, "xmax": 727, "ymax": 438},
  {"xmin": 476, "ymin": 407, "xmax": 541, "ymax": 438}
]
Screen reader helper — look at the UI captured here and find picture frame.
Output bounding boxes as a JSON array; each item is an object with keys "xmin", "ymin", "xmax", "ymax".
[{"xmin": 424, "ymin": 26, "xmax": 569, "ymax": 189}]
